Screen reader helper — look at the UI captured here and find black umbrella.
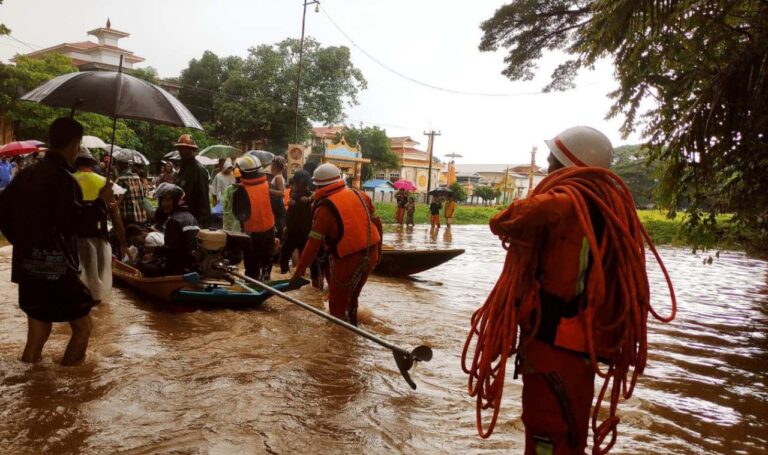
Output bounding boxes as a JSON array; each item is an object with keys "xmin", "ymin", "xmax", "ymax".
[
  {"xmin": 428, "ymin": 187, "xmax": 453, "ymax": 197},
  {"xmin": 20, "ymin": 55, "xmax": 202, "ymax": 179}
]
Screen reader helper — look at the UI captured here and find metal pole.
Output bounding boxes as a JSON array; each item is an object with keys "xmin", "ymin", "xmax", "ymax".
[
  {"xmin": 294, "ymin": 1, "xmax": 318, "ymax": 144},
  {"xmin": 219, "ymin": 266, "xmax": 433, "ymax": 389},
  {"xmin": 105, "ymin": 54, "xmax": 124, "ymax": 183},
  {"xmin": 423, "ymin": 130, "xmax": 441, "ymax": 194}
]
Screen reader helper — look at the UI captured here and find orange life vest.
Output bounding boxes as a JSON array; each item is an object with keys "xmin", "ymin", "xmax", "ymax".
[
  {"xmin": 241, "ymin": 176, "xmax": 275, "ymax": 233},
  {"xmin": 314, "ymin": 182, "xmax": 381, "ymax": 258},
  {"xmin": 502, "ymin": 191, "xmax": 614, "ymax": 358},
  {"xmin": 283, "ymin": 187, "xmax": 291, "ymax": 210}
]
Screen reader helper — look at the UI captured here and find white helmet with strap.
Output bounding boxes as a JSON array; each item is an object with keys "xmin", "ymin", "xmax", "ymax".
[
  {"xmin": 312, "ymin": 163, "xmax": 343, "ymax": 186},
  {"xmin": 235, "ymin": 155, "xmax": 262, "ymax": 173},
  {"xmin": 545, "ymin": 126, "xmax": 613, "ymax": 169}
]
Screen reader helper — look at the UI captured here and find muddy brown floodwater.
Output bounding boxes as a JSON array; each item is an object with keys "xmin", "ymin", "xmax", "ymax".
[{"xmin": 0, "ymin": 225, "xmax": 766, "ymax": 454}]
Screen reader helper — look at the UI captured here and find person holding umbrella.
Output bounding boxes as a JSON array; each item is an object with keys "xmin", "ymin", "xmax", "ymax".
[
  {"xmin": 0, "ymin": 117, "xmax": 113, "ymax": 366},
  {"xmin": 174, "ymin": 134, "xmax": 211, "ymax": 228}
]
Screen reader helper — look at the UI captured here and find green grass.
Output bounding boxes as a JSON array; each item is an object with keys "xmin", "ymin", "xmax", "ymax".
[{"xmin": 373, "ymin": 202, "xmax": 502, "ymax": 226}]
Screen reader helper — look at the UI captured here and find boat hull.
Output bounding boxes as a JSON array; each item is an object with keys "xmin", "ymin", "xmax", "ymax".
[
  {"xmin": 374, "ymin": 248, "xmax": 465, "ymax": 277},
  {"xmin": 112, "ymin": 259, "xmax": 306, "ymax": 308}
]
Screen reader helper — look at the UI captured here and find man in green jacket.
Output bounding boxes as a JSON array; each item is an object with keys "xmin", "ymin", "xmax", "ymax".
[{"xmin": 173, "ymin": 134, "xmax": 211, "ymax": 227}]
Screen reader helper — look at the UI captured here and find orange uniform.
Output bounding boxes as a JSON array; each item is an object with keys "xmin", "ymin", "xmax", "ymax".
[
  {"xmin": 293, "ymin": 182, "xmax": 382, "ymax": 324},
  {"xmin": 496, "ymin": 190, "xmax": 604, "ymax": 455}
]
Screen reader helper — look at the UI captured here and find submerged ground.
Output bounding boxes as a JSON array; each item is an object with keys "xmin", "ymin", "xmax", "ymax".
[{"xmin": 0, "ymin": 225, "xmax": 766, "ymax": 454}]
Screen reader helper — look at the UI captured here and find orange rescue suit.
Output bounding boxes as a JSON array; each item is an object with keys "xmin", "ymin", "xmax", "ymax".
[
  {"xmin": 496, "ymin": 190, "xmax": 609, "ymax": 357},
  {"xmin": 293, "ymin": 181, "xmax": 382, "ymax": 323},
  {"xmin": 241, "ymin": 176, "xmax": 275, "ymax": 233}
]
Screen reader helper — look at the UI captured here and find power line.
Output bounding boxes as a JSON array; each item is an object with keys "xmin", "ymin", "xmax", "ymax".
[{"xmin": 318, "ymin": 4, "xmax": 574, "ymax": 98}]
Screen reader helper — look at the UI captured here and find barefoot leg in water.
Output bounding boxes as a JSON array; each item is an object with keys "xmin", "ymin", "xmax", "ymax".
[
  {"xmin": 61, "ymin": 314, "xmax": 93, "ymax": 366},
  {"xmin": 21, "ymin": 317, "xmax": 52, "ymax": 363}
]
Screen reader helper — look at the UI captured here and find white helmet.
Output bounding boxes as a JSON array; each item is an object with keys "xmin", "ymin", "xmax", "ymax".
[
  {"xmin": 545, "ymin": 126, "xmax": 613, "ymax": 169},
  {"xmin": 235, "ymin": 155, "xmax": 262, "ymax": 173},
  {"xmin": 312, "ymin": 163, "xmax": 343, "ymax": 186}
]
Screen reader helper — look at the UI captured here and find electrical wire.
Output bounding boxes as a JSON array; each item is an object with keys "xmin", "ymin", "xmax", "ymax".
[{"xmin": 318, "ymin": 4, "xmax": 591, "ymax": 98}]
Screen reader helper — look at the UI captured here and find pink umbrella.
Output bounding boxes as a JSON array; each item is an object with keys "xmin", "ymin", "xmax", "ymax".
[
  {"xmin": 0, "ymin": 141, "xmax": 40, "ymax": 158},
  {"xmin": 393, "ymin": 179, "xmax": 417, "ymax": 191}
]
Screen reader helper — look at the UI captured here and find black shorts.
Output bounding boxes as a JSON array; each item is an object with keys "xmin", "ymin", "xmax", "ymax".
[{"xmin": 18, "ymin": 275, "xmax": 95, "ymax": 323}]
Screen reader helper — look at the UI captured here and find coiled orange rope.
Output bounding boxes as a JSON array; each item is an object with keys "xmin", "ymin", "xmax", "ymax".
[{"xmin": 461, "ymin": 167, "xmax": 676, "ymax": 454}]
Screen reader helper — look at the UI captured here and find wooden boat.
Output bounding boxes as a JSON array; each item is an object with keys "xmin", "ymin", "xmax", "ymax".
[
  {"xmin": 374, "ymin": 246, "xmax": 465, "ymax": 277},
  {"xmin": 112, "ymin": 259, "xmax": 307, "ymax": 308}
]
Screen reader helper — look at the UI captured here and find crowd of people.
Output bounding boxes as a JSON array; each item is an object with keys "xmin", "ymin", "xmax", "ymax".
[
  {"xmin": 0, "ymin": 116, "xmax": 669, "ymax": 454},
  {"xmin": 394, "ymin": 188, "xmax": 457, "ymax": 229},
  {"xmin": 0, "ymin": 117, "xmax": 385, "ymax": 365}
]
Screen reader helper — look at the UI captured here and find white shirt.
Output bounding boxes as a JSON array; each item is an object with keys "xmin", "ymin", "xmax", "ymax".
[{"xmin": 211, "ymin": 171, "xmax": 236, "ymax": 201}]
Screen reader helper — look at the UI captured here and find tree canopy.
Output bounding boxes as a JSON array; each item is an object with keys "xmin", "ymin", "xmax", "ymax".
[
  {"xmin": 0, "ymin": 1, "xmax": 9, "ymax": 35},
  {"xmin": 335, "ymin": 125, "xmax": 400, "ymax": 180},
  {"xmin": 474, "ymin": 186, "xmax": 500, "ymax": 205},
  {"xmin": 179, "ymin": 38, "xmax": 367, "ymax": 153},
  {"xmin": 481, "ymin": 1, "xmax": 768, "ymax": 248},
  {"xmin": 450, "ymin": 181, "xmax": 468, "ymax": 202}
]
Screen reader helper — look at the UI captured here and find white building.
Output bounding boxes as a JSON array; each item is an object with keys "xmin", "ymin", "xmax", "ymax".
[{"xmin": 14, "ymin": 19, "xmax": 145, "ymax": 71}]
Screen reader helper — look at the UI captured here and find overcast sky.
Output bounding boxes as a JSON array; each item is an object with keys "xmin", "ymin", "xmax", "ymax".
[{"xmin": 0, "ymin": 0, "xmax": 642, "ymax": 166}]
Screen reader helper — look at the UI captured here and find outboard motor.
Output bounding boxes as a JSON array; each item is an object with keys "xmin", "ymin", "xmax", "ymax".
[{"xmin": 195, "ymin": 229, "xmax": 251, "ymax": 280}]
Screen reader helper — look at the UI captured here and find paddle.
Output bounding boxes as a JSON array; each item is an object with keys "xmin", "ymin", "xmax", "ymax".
[{"xmin": 217, "ymin": 265, "xmax": 433, "ymax": 389}]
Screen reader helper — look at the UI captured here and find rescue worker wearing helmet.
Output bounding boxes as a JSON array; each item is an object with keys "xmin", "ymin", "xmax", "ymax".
[
  {"xmin": 173, "ymin": 134, "xmax": 211, "ymax": 227},
  {"xmin": 288, "ymin": 163, "xmax": 383, "ymax": 325},
  {"xmin": 139, "ymin": 183, "xmax": 200, "ymax": 277},
  {"xmin": 232, "ymin": 155, "xmax": 275, "ymax": 282},
  {"xmin": 505, "ymin": 126, "xmax": 613, "ymax": 454}
]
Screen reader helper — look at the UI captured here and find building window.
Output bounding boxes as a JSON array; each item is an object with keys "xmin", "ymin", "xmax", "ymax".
[
  {"xmin": 376, "ymin": 172, "xmax": 386, "ymax": 179},
  {"xmin": 389, "ymin": 172, "xmax": 400, "ymax": 180}
]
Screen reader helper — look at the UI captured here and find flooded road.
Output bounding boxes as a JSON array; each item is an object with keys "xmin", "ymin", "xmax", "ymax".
[{"xmin": 0, "ymin": 225, "xmax": 766, "ymax": 454}]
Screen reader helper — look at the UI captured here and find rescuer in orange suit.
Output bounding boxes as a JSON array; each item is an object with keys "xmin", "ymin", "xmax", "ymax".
[
  {"xmin": 509, "ymin": 126, "xmax": 615, "ymax": 455},
  {"xmin": 232, "ymin": 155, "xmax": 276, "ymax": 282},
  {"xmin": 288, "ymin": 163, "xmax": 383, "ymax": 325}
]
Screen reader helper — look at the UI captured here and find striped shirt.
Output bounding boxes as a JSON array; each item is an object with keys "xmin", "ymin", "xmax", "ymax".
[{"xmin": 116, "ymin": 173, "xmax": 148, "ymax": 224}]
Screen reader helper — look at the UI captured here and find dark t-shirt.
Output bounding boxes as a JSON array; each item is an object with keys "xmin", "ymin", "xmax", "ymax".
[
  {"xmin": 176, "ymin": 158, "xmax": 211, "ymax": 222},
  {"xmin": 396, "ymin": 193, "xmax": 408, "ymax": 208},
  {"xmin": 429, "ymin": 202, "xmax": 442, "ymax": 215}
]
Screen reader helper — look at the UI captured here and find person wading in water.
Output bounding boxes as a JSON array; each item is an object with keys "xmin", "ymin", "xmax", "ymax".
[
  {"xmin": 462, "ymin": 126, "xmax": 676, "ymax": 455},
  {"xmin": 232, "ymin": 155, "xmax": 275, "ymax": 282},
  {"xmin": 288, "ymin": 163, "xmax": 383, "ymax": 325},
  {"xmin": 0, "ymin": 117, "xmax": 114, "ymax": 365}
]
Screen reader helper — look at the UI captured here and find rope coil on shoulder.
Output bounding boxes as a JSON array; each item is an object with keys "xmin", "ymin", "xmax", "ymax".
[{"xmin": 461, "ymin": 167, "xmax": 676, "ymax": 454}]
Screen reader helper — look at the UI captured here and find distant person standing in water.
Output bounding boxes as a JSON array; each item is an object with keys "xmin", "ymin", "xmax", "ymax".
[
  {"xmin": 429, "ymin": 196, "xmax": 442, "ymax": 228},
  {"xmin": 444, "ymin": 195, "xmax": 457, "ymax": 228},
  {"xmin": 0, "ymin": 118, "xmax": 114, "ymax": 365},
  {"xmin": 395, "ymin": 189, "xmax": 408, "ymax": 225},
  {"xmin": 405, "ymin": 196, "xmax": 416, "ymax": 226}
]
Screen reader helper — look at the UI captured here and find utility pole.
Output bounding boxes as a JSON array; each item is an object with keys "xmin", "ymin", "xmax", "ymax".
[
  {"xmin": 423, "ymin": 130, "xmax": 441, "ymax": 196},
  {"xmin": 527, "ymin": 146, "xmax": 537, "ymax": 197},
  {"xmin": 502, "ymin": 165, "xmax": 510, "ymax": 204},
  {"xmin": 293, "ymin": 0, "xmax": 319, "ymax": 143}
]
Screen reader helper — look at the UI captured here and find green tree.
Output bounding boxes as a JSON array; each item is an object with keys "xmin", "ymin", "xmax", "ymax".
[
  {"xmin": 612, "ymin": 145, "xmax": 662, "ymax": 208},
  {"xmin": 480, "ymin": 1, "xmax": 768, "ymax": 248},
  {"xmin": 449, "ymin": 181, "xmax": 467, "ymax": 202},
  {"xmin": 335, "ymin": 125, "xmax": 399, "ymax": 180},
  {"xmin": 474, "ymin": 186, "xmax": 499, "ymax": 206},
  {"xmin": 178, "ymin": 51, "xmax": 243, "ymax": 124},
  {"xmin": 0, "ymin": 0, "xmax": 10, "ymax": 35},
  {"xmin": 214, "ymin": 37, "xmax": 366, "ymax": 152}
]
